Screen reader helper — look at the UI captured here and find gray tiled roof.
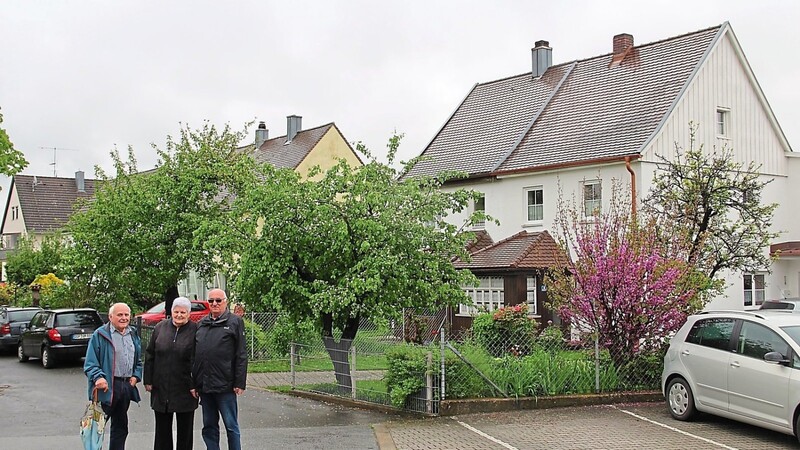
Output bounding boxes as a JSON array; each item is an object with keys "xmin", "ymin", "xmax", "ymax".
[
  {"xmin": 406, "ymin": 25, "xmax": 722, "ymax": 178},
  {"xmin": 10, "ymin": 175, "xmax": 97, "ymax": 233},
  {"xmin": 249, "ymin": 123, "xmax": 333, "ymax": 169}
]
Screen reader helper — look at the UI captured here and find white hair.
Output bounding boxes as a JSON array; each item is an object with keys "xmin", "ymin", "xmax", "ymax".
[{"xmin": 172, "ymin": 297, "xmax": 192, "ymax": 312}]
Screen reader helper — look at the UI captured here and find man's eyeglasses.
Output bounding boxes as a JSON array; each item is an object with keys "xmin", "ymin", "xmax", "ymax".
[{"xmin": 208, "ymin": 298, "xmax": 226, "ymax": 304}]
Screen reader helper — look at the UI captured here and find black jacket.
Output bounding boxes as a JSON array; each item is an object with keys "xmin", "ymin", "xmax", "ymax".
[
  {"xmin": 143, "ymin": 319, "xmax": 199, "ymax": 413},
  {"xmin": 193, "ymin": 310, "xmax": 247, "ymax": 393}
]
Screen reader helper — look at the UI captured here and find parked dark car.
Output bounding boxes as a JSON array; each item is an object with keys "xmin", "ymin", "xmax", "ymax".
[
  {"xmin": 18, "ymin": 308, "xmax": 104, "ymax": 368},
  {"xmin": 0, "ymin": 306, "xmax": 42, "ymax": 353}
]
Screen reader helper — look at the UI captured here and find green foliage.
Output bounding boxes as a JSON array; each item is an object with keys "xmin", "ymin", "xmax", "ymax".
[
  {"xmin": 0, "ymin": 108, "xmax": 29, "ymax": 178},
  {"xmin": 64, "ymin": 122, "xmax": 257, "ymax": 309},
  {"xmin": 385, "ymin": 345, "xmax": 430, "ymax": 408},
  {"xmin": 471, "ymin": 304, "xmax": 538, "ymax": 357},
  {"xmin": 5, "ymin": 234, "xmax": 65, "ymax": 287},
  {"xmin": 0, "ymin": 283, "xmax": 19, "ymax": 305},
  {"xmin": 210, "ymin": 134, "xmax": 486, "ymax": 342},
  {"xmin": 535, "ymin": 324, "xmax": 565, "ymax": 353},
  {"xmin": 617, "ymin": 349, "xmax": 666, "ymax": 391},
  {"xmin": 644, "ymin": 123, "xmax": 779, "ymax": 285},
  {"xmin": 266, "ymin": 315, "xmax": 318, "ymax": 357},
  {"xmin": 243, "ymin": 319, "xmax": 270, "ymax": 358}
]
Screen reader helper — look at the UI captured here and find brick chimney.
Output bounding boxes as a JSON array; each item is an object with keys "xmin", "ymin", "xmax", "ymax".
[
  {"xmin": 613, "ymin": 33, "xmax": 634, "ymax": 55},
  {"xmin": 531, "ymin": 40, "xmax": 552, "ymax": 78}
]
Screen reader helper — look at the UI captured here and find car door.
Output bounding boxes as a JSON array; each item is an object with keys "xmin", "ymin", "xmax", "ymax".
[
  {"xmin": 727, "ymin": 320, "xmax": 793, "ymax": 428},
  {"xmin": 679, "ymin": 317, "xmax": 736, "ymax": 412},
  {"xmin": 23, "ymin": 312, "xmax": 48, "ymax": 354}
]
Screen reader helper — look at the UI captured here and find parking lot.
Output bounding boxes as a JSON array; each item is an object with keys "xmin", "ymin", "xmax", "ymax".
[{"xmin": 379, "ymin": 402, "xmax": 800, "ymax": 449}]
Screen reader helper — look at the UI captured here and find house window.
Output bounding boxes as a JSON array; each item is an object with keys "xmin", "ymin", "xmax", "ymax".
[
  {"xmin": 525, "ymin": 187, "xmax": 544, "ymax": 222},
  {"xmin": 460, "ymin": 276, "xmax": 504, "ymax": 316},
  {"xmin": 473, "ymin": 194, "xmax": 485, "ymax": 229},
  {"xmin": 716, "ymin": 108, "xmax": 729, "ymax": 137},
  {"xmin": 11, "ymin": 206, "xmax": 19, "ymax": 220},
  {"xmin": 582, "ymin": 180, "xmax": 602, "ymax": 218},
  {"xmin": 743, "ymin": 273, "xmax": 766, "ymax": 307},
  {"xmin": 526, "ymin": 276, "xmax": 538, "ymax": 316}
]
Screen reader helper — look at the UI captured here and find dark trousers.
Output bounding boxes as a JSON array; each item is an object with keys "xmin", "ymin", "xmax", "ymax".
[
  {"xmin": 102, "ymin": 378, "xmax": 133, "ymax": 450},
  {"xmin": 200, "ymin": 392, "xmax": 241, "ymax": 450},
  {"xmin": 154, "ymin": 410, "xmax": 194, "ymax": 450}
]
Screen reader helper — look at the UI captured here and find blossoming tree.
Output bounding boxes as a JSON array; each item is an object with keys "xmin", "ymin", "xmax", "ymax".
[{"xmin": 546, "ymin": 181, "xmax": 702, "ymax": 368}]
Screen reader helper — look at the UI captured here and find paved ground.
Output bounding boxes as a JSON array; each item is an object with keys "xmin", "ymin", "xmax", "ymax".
[{"xmin": 2, "ymin": 353, "xmax": 799, "ymax": 449}]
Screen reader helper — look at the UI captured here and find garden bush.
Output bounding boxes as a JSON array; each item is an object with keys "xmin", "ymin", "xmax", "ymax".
[
  {"xmin": 471, "ymin": 304, "xmax": 537, "ymax": 357},
  {"xmin": 266, "ymin": 314, "xmax": 318, "ymax": 357}
]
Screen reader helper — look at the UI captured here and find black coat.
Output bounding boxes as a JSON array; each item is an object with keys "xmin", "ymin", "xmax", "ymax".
[
  {"xmin": 143, "ymin": 319, "xmax": 198, "ymax": 413},
  {"xmin": 193, "ymin": 310, "xmax": 247, "ymax": 393}
]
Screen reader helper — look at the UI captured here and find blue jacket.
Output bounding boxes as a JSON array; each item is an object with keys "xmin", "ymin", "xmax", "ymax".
[{"xmin": 84, "ymin": 322, "xmax": 143, "ymax": 405}]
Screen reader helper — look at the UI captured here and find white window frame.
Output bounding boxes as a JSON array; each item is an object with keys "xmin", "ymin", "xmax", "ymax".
[
  {"xmin": 459, "ymin": 276, "xmax": 504, "ymax": 316},
  {"xmin": 472, "ymin": 194, "xmax": 486, "ymax": 229},
  {"xmin": 743, "ymin": 272, "xmax": 766, "ymax": 307},
  {"xmin": 526, "ymin": 276, "xmax": 538, "ymax": 316},
  {"xmin": 524, "ymin": 186, "xmax": 544, "ymax": 224},
  {"xmin": 716, "ymin": 108, "xmax": 730, "ymax": 138},
  {"xmin": 582, "ymin": 180, "xmax": 602, "ymax": 218}
]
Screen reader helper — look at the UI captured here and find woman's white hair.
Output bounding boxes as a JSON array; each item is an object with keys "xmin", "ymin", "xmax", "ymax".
[{"xmin": 172, "ymin": 296, "xmax": 192, "ymax": 312}]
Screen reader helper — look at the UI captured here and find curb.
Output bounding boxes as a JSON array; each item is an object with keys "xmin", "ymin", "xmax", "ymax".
[
  {"xmin": 372, "ymin": 423, "xmax": 397, "ymax": 450},
  {"xmin": 438, "ymin": 391, "xmax": 664, "ymax": 416}
]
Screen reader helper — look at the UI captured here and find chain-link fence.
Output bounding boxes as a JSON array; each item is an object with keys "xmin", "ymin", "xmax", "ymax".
[{"xmin": 136, "ymin": 307, "xmax": 664, "ymax": 416}]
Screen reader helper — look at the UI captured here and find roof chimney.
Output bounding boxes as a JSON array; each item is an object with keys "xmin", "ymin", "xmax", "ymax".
[
  {"xmin": 286, "ymin": 115, "xmax": 302, "ymax": 143},
  {"xmin": 531, "ymin": 40, "xmax": 552, "ymax": 78},
  {"xmin": 75, "ymin": 170, "xmax": 85, "ymax": 192},
  {"xmin": 613, "ymin": 33, "xmax": 634, "ymax": 55},
  {"xmin": 254, "ymin": 121, "xmax": 269, "ymax": 148}
]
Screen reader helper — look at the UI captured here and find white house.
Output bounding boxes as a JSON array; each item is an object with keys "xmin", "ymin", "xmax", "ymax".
[{"xmin": 406, "ymin": 23, "xmax": 796, "ymax": 314}]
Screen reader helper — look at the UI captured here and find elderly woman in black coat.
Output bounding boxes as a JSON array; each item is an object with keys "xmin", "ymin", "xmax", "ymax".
[{"xmin": 144, "ymin": 297, "xmax": 199, "ymax": 450}]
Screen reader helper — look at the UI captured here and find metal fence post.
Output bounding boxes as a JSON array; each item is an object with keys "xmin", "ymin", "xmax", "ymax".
[
  {"xmin": 594, "ymin": 334, "xmax": 600, "ymax": 393},
  {"xmin": 290, "ymin": 342, "xmax": 296, "ymax": 389},
  {"xmin": 350, "ymin": 344, "xmax": 357, "ymax": 399},
  {"xmin": 440, "ymin": 326, "xmax": 445, "ymax": 400},
  {"xmin": 426, "ymin": 351, "xmax": 433, "ymax": 414}
]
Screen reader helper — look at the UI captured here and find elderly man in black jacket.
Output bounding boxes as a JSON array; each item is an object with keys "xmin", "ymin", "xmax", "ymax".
[
  {"xmin": 193, "ymin": 288, "xmax": 247, "ymax": 450},
  {"xmin": 144, "ymin": 296, "xmax": 198, "ymax": 450}
]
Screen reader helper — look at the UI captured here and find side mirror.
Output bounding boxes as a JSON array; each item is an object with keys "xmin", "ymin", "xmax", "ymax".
[{"xmin": 764, "ymin": 351, "xmax": 790, "ymax": 365}]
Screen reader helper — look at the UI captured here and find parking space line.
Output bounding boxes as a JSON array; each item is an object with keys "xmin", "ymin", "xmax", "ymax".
[
  {"xmin": 610, "ymin": 406, "xmax": 738, "ymax": 450},
  {"xmin": 452, "ymin": 417, "xmax": 519, "ymax": 450}
]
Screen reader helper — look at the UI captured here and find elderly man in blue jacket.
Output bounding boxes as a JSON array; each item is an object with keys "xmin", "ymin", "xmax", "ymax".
[{"xmin": 84, "ymin": 302, "xmax": 143, "ymax": 450}]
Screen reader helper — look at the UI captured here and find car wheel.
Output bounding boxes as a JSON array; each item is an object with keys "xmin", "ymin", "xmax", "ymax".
[
  {"xmin": 41, "ymin": 347, "xmax": 56, "ymax": 369},
  {"xmin": 666, "ymin": 377, "xmax": 696, "ymax": 421},
  {"xmin": 17, "ymin": 343, "xmax": 28, "ymax": 362}
]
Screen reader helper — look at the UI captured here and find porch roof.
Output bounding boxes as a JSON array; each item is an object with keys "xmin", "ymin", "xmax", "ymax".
[
  {"xmin": 455, "ymin": 230, "xmax": 568, "ymax": 270},
  {"xmin": 771, "ymin": 241, "xmax": 800, "ymax": 258}
]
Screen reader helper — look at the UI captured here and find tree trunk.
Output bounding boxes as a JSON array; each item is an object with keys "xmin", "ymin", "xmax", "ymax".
[
  {"xmin": 163, "ymin": 285, "xmax": 179, "ymax": 319},
  {"xmin": 321, "ymin": 313, "xmax": 360, "ymax": 391}
]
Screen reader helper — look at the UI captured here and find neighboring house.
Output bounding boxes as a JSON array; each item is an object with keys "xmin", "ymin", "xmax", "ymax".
[
  {"xmin": 407, "ymin": 22, "xmax": 796, "ymax": 315},
  {"xmin": 0, "ymin": 172, "xmax": 95, "ymax": 280},
  {"xmin": 178, "ymin": 115, "xmax": 363, "ymax": 298}
]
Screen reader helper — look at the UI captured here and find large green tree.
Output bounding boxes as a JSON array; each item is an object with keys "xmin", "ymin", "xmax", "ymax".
[
  {"xmin": 643, "ymin": 125, "xmax": 779, "ymax": 286},
  {"xmin": 0, "ymin": 108, "xmax": 29, "ymax": 178},
  {"xmin": 207, "ymin": 135, "xmax": 483, "ymax": 388},
  {"xmin": 64, "ymin": 123, "xmax": 255, "ymax": 310}
]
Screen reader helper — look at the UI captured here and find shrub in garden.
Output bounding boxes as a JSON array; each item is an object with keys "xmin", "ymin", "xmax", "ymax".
[
  {"xmin": 535, "ymin": 324, "xmax": 565, "ymax": 353},
  {"xmin": 617, "ymin": 348, "xmax": 665, "ymax": 391},
  {"xmin": 385, "ymin": 345, "xmax": 429, "ymax": 408},
  {"xmin": 472, "ymin": 304, "xmax": 537, "ymax": 357},
  {"xmin": 243, "ymin": 319, "xmax": 270, "ymax": 358}
]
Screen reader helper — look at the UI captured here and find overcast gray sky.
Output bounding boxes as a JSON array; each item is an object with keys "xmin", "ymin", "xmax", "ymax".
[{"xmin": 1, "ymin": 0, "xmax": 798, "ymax": 191}]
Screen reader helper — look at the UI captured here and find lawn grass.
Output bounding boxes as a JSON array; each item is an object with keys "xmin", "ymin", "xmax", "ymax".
[{"xmin": 248, "ymin": 353, "xmax": 388, "ymax": 373}]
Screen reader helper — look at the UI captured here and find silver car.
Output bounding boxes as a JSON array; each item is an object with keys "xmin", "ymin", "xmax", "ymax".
[{"xmin": 662, "ymin": 310, "xmax": 800, "ymax": 442}]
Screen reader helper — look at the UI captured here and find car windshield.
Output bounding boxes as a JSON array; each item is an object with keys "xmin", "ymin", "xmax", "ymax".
[
  {"xmin": 780, "ymin": 325, "xmax": 800, "ymax": 347},
  {"xmin": 9, "ymin": 310, "xmax": 39, "ymax": 322},
  {"xmin": 55, "ymin": 312, "xmax": 102, "ymax": 327},
  {"xmin": 146, "ymin": 302, "xmax": 166, "ymax": 314}
]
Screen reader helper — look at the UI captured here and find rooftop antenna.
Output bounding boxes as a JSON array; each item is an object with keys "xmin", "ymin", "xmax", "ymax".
[{"xmin": 39, "ymin": 146, "xmax": 79, "ymax": 177}]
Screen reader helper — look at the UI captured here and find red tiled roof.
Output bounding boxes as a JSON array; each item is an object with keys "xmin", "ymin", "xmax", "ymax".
[
  {"xmin": 8, "ymin": 174, "xmax": 97, "ymax": 233},
  {"xmin": 771, "ymin": 242, "xmax": 800, "ymax": 257},
  {"xmin": 465, "ymin": 229, "xmax": 494, "ymax": 253},
  {"xmin": 456, "ymin": 230, "xmax": 569, "ymax": 270}
]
